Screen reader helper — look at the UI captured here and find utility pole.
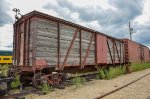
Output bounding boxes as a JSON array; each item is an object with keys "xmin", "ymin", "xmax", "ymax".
[{"xmin": 129, "ymin": 22, "xmax": 133, "ymax": 40}]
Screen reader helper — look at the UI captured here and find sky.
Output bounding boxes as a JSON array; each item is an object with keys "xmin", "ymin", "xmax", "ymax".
[{"xmin": 0, "ymin": 0, "xmax": 150, "ymax": 50}]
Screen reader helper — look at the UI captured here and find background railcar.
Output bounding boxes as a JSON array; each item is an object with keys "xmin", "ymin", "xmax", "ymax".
[
  {"xmin": 123, "ymin": 39, "xmax": 150, "ymax": 63},
  {"xmin": 0, "ymin": 50, "xmax": 13, "ymax": 65}
]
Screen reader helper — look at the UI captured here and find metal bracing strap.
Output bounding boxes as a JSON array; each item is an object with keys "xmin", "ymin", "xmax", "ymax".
[
  {"xmin": 61, "ymin": 28, "xmax": 79, "ymax": 70},
  {"xmin": 81, "ymin": 33, "xmax": 94, "ymax": 69},
  {"xmin": 107, "ymin": 40, "xmax": 114, "ymax": 64}
]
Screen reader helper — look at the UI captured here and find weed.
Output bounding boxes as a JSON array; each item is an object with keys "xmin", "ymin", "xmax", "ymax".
[
  {"xmin": 96, "ymin": 69, "xmax": 105, "ymax": 79},
  {"xmin": 40, "ymin": 83, "xmax": 52, "ymax": 94},
  {"xmin": 72, "ymin": 74, "xmax": 85, "ymax": 88},
  {"xmin": 105, "ymin": 66, "xmax": 126, "ymax": 79},
  {"xmin": 95, "ymin": 66, "xmax": 125, "ymax": 80},
  {"xmin": 0, "ymin": 64, "xmax": 9, "ymax": 77},
  {"xmin": 11, "ymin": 75, "xmax": 22, "ymax": 89},
  {"xmin": 103, "ymin": 69, "xmax": 109, "ymax": 79}
]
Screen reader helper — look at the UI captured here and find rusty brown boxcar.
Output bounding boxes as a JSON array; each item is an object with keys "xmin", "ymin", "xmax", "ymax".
[
  {"xmin": 123, "ymin": 39, "xmax": 150, "ymax": 63},
  {"xmin": 13, "ymin": 11, "xmax": 125, "ymax": 87},
  {"xmin": 97, "ymin": 34, "xmax": 124, "ymax": 65}
]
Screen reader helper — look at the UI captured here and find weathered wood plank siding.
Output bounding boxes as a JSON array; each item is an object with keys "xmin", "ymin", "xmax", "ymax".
[
  {"xmin": 81, "ymin": 30, "xmax": 95, "ymax": 65},
  {"xmin": 32, "ymin": 17, "xmax": 95, "ymax": 67},
  {"xmin": 107, "ymin": 38, "xmax": 124, "ymax": 64},
  {"xmin": 35, "ymin": 18, "xmax": 58, "ymax": 66},
  {"xmin": 60, "ymin": 24, "xmax": 80, "ymax": 65},
  {"xmin": 28, "ymin": 18, "xmax": 35, "ymax": 66}
]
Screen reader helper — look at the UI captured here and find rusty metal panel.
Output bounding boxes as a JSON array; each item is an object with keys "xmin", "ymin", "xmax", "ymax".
[
  {"xmin": 124, "ymin": 39, "xmax": 143, "ymax": 63},
  {"xmin": 36, "ymin": 59, "xmax": 47, "ymax": 66},
  {"xmin": 143, "ymin": 46, "xmax": 150, "ymax": 62},
  {"xmin": 96, "ymin": 34, "xmax": 107, "ymax": 64},
  {"xmin": 129, "ymin": 40, "xmax": 141, "ymax": 63},
  {"xmin": 149, "ymin": 50, "xmax": 150, "ymax": 61}
]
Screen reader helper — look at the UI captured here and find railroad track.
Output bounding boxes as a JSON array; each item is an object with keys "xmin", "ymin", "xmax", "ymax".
[
  {"xmin": 1, "ymin": 72, "xmax": 149, "ymax": 99},
  {"xmin": 0, "ymin": 88, "xmax": 39, "ymax": 99},
  {"xmin": 95, "ymin": 72, "xmax": 150, "ymax": 99},
  {"xmin": 0, "ymin": 73, "xmax": 97, "ymax": 99}
]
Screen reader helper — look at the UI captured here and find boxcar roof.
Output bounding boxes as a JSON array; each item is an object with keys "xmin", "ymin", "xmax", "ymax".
[
  {"xmin": 15, "ymin": 10, "xmax": 123, "ymax": 42},
  {"xmin": 123, "ymin": 38, "xmax": 149, "ymax": 49}
]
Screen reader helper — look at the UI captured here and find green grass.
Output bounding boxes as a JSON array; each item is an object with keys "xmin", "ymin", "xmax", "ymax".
[
  {"xmin": 96, "ymin": 62, "xmax": 150, "ymax": 80},
  {"xmin": 96, "ymin": 66, "xmax": 126, "ymax": 80},
  {"xmin": 131, "ymin": 62, "xmax": 150, "ymax": 72},
  {"xmin": 106, "ymin": 66, "xmax": 126, "ymax": 79},
  {"xmin": 96, "ymin": 69, "xmax": 105, "ymax": 79},
  {"xmin": 72, "ymin": 74, "xmax": 86, "ymax": 88},
  {"xmin": 11, "ymin": 75, "xmax": 22, "ymax": 89}
]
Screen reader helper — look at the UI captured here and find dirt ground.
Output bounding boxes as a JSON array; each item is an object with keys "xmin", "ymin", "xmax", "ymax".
[
  {"xmin": 104, "ymin": 73, "xmax": 150, "ymax": 99},
  {"xmin": 26, "ymin": 68, "xmax": 150, "ymax": 99}
]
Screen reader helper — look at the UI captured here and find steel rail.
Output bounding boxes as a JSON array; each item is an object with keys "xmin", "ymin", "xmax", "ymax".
[
  {"xmin": 0, "ymin": 89, "xmax": 38, "ymax": 99},
  {"xmin": 95, "ymin": 72, "xmax": 150, "ymax": 99}
]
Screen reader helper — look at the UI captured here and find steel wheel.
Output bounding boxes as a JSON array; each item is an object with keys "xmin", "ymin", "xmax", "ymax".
[{"xmin": 32, "ymin": 73, "xmax": 44, "ymax": 88}]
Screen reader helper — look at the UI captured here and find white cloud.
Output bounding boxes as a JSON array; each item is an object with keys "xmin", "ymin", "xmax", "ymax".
[
  {"xmin": 134, "ymin": 0, "xmax": 150, "ymax": 24},
  {"xmin": 0, "ymin": 0, "xmax": 150, "ymax": 50},
  {"xmin": 0, "ymin": 24, "xmax": 13, "ymax": 50}
]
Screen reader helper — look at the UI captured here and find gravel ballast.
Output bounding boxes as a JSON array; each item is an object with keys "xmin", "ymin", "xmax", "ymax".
[{"xmin": 26, "ymin": 68, "xmax": 150, "ymax": 99}]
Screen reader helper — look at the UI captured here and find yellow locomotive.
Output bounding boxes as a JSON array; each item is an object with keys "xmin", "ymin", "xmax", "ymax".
[{"xmin": 0, "ymin": 50, "xmax": 13, "ymax": 65}]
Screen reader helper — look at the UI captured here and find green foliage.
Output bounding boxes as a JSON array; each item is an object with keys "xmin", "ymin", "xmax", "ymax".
[
  {"xmin": 131, "ymin": 62, "xmax": 150, "ymax": 72},
  {"xmin": 40, "ymin": 83, "xmax": 52, "ymax": 94},
  {"xmin": 106, "ymin": 66, "xmax": 126, "ymax": 79},
  {"xmin": 95, "ymin": 63, "xmax": 150, "ymax": 80},
  {"xmin": 11, "ymin": 75, "xmax": 22, "ymax": 89},
  {"xmin": 96, "ymin": 66, "xmax": 126, "ymax": 80},
  {"xmin": 103, "ymin": 69, "xmax": 109, "ymax": 79},
  {"xmin": 96, "ymin": 69, "xmax": 105, "ymax": 79},
  {"xmin": 0, "ymin": 64, "xmax": 9, "ymax": 77},
  {"xmin": 72, "ymin": 74, "xmax": 85, "ymax": 88}
]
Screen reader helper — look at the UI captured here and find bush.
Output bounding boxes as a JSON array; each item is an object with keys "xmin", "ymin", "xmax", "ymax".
[
  {"xmin": 72, "ymin": 74, "xmax": 85, "ymax": 88},
  {"xmin": 11, "ymin": 75, "xmax": 22, "ymax": 89},
  {"xmin": 40, "ymin": 83, "xmax": 52, "ymax": 94}
]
